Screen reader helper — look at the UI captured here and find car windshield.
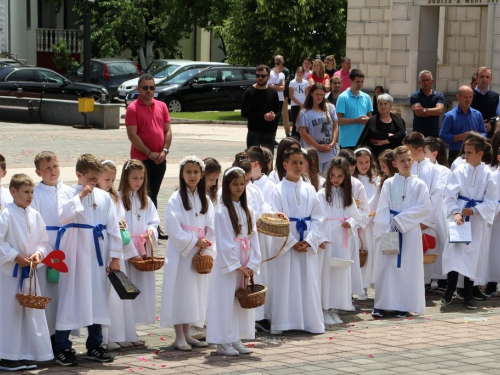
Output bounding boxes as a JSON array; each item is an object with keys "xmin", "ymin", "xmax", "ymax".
[
  {"xmin": 108, "ymin": 62, "xmax": 138, "ymax": 75},
  {"xmin": 158, "ymin": 69, "xmax": 200, "ymax": 85},
  {"xmin": 151, "ymin": 64, "xmax": 180, "ymax": 79}
]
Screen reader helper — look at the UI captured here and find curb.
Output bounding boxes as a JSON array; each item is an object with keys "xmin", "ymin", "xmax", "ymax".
[{"xmin": 169, "ymin": 118, "xmax": 246, "ymax": 125}]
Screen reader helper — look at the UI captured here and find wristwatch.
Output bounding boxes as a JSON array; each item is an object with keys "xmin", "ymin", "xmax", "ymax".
[
  {"xmin": 423, "ymin": 108, "xmax": 427, "ymax": 113},
  {"xmin": 163, "ymin": 148, "xmax": 169, "ymax": 155}
]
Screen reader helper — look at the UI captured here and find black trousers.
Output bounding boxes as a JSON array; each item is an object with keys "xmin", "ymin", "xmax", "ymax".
[
  {"xmin": 447, "ymin": 271, "xmax": 474, "ymax": 298},
  {"xmin": 246, "ymin": 130, "xmax": 277, "ymax": 155},
  {"xmin": 142, "ymin": 159, "xmax": 166, "ymax": 208}
]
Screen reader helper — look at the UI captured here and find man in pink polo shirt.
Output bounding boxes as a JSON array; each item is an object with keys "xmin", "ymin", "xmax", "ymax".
[
  {"xmin": 125, "ymin": 74, "xmax": 172, "ymax": 239},
  {"xmin": 334, "ymin": 57, "xmax": 351, "ymax": 93}
]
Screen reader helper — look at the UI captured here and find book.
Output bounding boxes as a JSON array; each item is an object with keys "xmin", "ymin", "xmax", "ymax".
[{"xmin": 449, "ymin": 221, "xmax": 472, "ymax": 244}]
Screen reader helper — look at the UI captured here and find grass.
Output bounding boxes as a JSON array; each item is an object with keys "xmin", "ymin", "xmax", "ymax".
[{"xmin": 169, "ymin": 111, "xmax": 245, "ymax": 122}]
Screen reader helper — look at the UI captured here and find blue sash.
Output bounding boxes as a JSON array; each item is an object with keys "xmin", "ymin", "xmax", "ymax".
[
  {"xmin": 12, "ymin": 264, "xmax": 30, "ymax": 291},
  {"xmin": 457, "ymin": 195, "xmax": 483, "ymax": 222},
  {"xmin": 289, "ymin": 216, "xmax": 311, "ymax": 241},
  {"xmin": 390, "ymin": 210, "xmax": 403, "ymax": 268},
  {"xmin": 46, "ymin": 223, "xmax": 106, "ymax": 266}
]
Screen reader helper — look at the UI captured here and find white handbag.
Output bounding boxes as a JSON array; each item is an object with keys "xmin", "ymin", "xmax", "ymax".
[{"xmin": 380, "ymin": 229, "xmax": 400, "ymax": 255}]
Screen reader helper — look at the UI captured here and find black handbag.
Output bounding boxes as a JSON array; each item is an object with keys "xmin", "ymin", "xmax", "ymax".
[{"xmin": 108, "ymin": 269, "xmax": 141, "ymax": 300}]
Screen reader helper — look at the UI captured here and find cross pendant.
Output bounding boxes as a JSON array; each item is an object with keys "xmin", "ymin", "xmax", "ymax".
[
  {"xmin": 92, "ymin": 203, "xmax": 97, "ymax": 209},
  {"xmin": 402, "ymin": 195, "xmax": 405, "ymax": 201},
  {"xmin": 195, "ymin": 213, "xmax": 198, "ymax": 217},
  {"xmin": 238, "ymin": 224, "xmax": 243, "ymax": 231},
  {"xmin": 137, "ymin": 214, "xmax": 141, "ymax": 221}
]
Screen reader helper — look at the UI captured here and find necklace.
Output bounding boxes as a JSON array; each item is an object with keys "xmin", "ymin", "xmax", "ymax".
[
  {"xmin": 402, "ymin": 177, "xmax": 408, "ymax": 201},
  {"xmin": 132, "ymin": 192, "xmax": 141, "ymax": 220},
  {"xmin": 88, "ymin": 192, "xmax": 97, "ymax": 209}
]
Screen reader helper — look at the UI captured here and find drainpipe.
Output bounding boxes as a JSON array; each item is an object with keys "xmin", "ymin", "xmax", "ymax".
[{"xmin": 7, "ymin": 0, "xmax": 11, "ymax": 54}]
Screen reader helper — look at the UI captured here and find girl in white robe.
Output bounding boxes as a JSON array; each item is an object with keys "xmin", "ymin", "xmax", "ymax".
[
  {"xmin": 206, "ymin": 167, "xmax": 261, "ymax": 356},
  {"xmin": 203, "ymin": 157, "xmax": 222, "ymax": 209},
  {"xmin": 118, "ymin": 160, "xmax": 160, "ymax": 346},
  {"xmin": 304, "ymin": 148, "xmax": 326, "ymax": 191},
  {"xmin": 97, "ymin": 160, "xmax": 139, "ymax": 349},
  {"xmin": 0, "ymin": 177, "xmax": 53, "ymax": 365},
  {"xmin": 0, "ymin": 185, "xmax": 13, "ymax": 212},
  {"xmin": 318, "ymin": 158, "xmax": 362, "ymax": 325},
  {"xmin": 268, "ymin": 138, "xmax": 302, "ymax": 185},
  {"xmin": 353, "ymin": 148, "xmax": 381, "ymax": 293},
  {"xmin": 161, "ymin": 156, "xmax": 215, "ymax": 351}
]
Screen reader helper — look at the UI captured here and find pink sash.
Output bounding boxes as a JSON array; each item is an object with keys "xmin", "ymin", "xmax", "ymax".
[
  {"xmin": 131, "ymin": 232, "xmax": 149, "ymax": 256},
  {"xmin": 181, "ymin": 225, "xmax": 205, "ymax": 239},
  {"xmin": 326, "ymin": 217, "xmax": 349, "ymax": 248},
  {"xmin": 234, "ymin": 237, "xmax": 250, "ymax": 266}
]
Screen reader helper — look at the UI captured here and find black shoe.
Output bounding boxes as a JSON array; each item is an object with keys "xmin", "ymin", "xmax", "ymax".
[
  {"xmin": 20, "ymin": 361, "xmax": 37, "ymax": 370},
  {"xmin": 255, "ymin": 319, "xmax": 271, "ymax": 333},
  {"xmin": 437, "ymin": 280, "xmax": 447, "ymax": 292},
  {"xmin": 441, "ymin": 289, "xmax": 454, "ymax": 305},
  {"xmin": 87, "ymin": 345, "xmax": 114, "ymax": 362},
  {"xmin": 157, "ymin": 226, "xmax": 168, "ymax": 240},
  {"xmin": 465, "ymin": 297, "xmax": 477, "ymax": 310},
  {"xmin": 55, "ymin": 349, "xmax": 78, "ymax": 366},
  {"xmin": 484, "ymin": 283, "xmax": 498, "ymax": 297},
  {"xmin": 394, "ymin": 311, "xmax": 408, "ymax": 318},
  {"xmin": 456, "ymin": 288, "xmax": 464, "ymax": 300},
  {"xmin": 473, "ymin": 286, "xmax": 487, "ymax": 300},
  {"xmin": 0, "ymin": 360, "xmax": 27, "ymax": 371},
  {"xmin": 371, "ymin": 308, "xmax": 384, "ymax": 318}
]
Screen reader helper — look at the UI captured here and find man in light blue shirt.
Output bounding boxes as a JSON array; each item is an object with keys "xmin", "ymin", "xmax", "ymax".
[{"xmin": 335, "ymin": 69, "xmax": 373, "ymax": 149}]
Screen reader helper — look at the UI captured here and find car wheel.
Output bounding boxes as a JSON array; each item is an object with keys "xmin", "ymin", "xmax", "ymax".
[{"xmin": 167, "ymin": 98, "xmax": 182, "ymax": 112}]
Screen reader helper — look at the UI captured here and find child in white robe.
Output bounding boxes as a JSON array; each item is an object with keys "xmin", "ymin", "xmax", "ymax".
[
  {"xmin": 203, "ymin": 157, "xmax": 222, "ymax": 208},
  {"xmin": 161, "ymin": 156, "xmax": 214, "ymax": 351},
  {"xmin": 0, "ymin": 154, "xmax": 13, "ymax": 211},
  {"xmin": 403, "ymin": 132, "xmax": 445, "ymax": 289},
  {"xmin": 31, "ymin": 152, "xmax": 73, "ymax": 345},
  {"xmin": 353, "ymin": 148, "xmax": 381, "ymax": 295},
  {"xmin": 0, "ymin": 174, "xmax": 53, "ymax": 371},
  {"xmin": 304, "ymin": 148, "xmax": 326, "ymax": 191},
  {"xmin": 268, "ymin": 137, "xmax": 301, "ymax": 184},
  {"xmin": 118, "ymin": 160, "xmax": 160, "ymax": 346},
  {"xmin": 373, "ymin": 146, "xmax": 431, "ymax": 318},
  {"xmin": 97, "ymin": 160, "xmax": 139, "ymax": 350},
  {"xmin": 441, "ymin": 137, "xmax": 498, "ymax": 309},
  {"xmin": 206, "ymin": 167, "xmax": 261, "ymax": 356},
  {"xmin": 318, "ymin": 157, "xmax": 362, "ymax": 325},
  {"xmin": 269, "ymin": 147, "xmax": 327, "ymax": 335},
  {"xmin": 248, "ymin": 146, "xmax": 276, "ymax": 202},
  {"xmin": 54, "ymin": 154, "xmax": 122, "ymax": 366}
]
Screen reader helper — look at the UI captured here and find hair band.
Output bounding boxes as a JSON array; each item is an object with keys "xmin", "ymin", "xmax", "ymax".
[
  {"xmin": 224, "ymin": 167, "xmax": 245, "ymax": 177},
  {"xmin": 354, "ymin": 148, "xmax": 372, "ymax": 155},
  {"xmin": 102, "ymin": 159, "xmax": 115, "ymax": 166},
  {"xmin": 301, "ymin": 148, "xmax": 308, "ymax": 155},
  {"xmin": 124, "ymin": 160, "xmax": 131, "ymax": 170},
  {"xmin": 179, "ymin": 155, "xmax": 205, "ymax": 172}
]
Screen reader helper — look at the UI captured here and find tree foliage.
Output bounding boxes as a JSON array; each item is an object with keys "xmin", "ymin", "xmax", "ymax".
[
  {"xmin": 215, "ymin": 0, "xmax": 347, "ymax": 69},
  {"xmin": 52, "ymin": 40, "xmax": 79, "ymax": 74}
]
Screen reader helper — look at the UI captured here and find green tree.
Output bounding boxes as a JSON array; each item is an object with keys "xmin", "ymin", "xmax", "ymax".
[
  {"xmin": 216, "ymin": 0, "xmax": 347, "ymax": 70},
  {"xmin": 52, "ymin": 40, "xmax": 79, "ymax": 75}
]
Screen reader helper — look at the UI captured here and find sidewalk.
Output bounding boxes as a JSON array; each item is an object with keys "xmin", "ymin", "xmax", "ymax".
[{"xmin": 2, "ymin": 121, "xmax": 500, "ymax": 374}]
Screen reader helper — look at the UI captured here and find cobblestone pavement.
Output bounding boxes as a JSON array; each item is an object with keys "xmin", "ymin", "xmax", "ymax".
[{"xmin": 2, "ymin": 122, "xmax": 500, "ymax": 374}]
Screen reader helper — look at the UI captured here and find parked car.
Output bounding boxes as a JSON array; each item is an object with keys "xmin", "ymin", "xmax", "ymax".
[
  {"xmin": 0, "ymin": 67, "xmax": 109, "ymax": 101},
  {"xmin": 67, "ymin": 58, "xmax": 140, "ymax": 99},
  {"xmin": 143, "ymin": 59, "xmax": 188, "ymax": 73},
  {"xmin": 0, "ymin": 58, "xmax": 23, "ymax": 69},
  {"xmin": 118, "ymin": 60, "xmax": 228, "ymax": 100},
  {"xmin": 125, "ymin": 66, "xmax": 256, "ymax": 112}
]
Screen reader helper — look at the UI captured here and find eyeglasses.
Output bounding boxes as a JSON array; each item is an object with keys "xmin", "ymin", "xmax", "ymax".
[
  {"xmin": 141, "ymin": 86, "xmax": 156, "ymax": 91},
  {"xmin": 256, "ymin": 74, "xmax": 268, "ymax": 79}
]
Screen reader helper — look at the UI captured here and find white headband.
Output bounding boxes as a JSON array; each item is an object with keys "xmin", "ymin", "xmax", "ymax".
[
  {"xmin": 224, "ymin": 167, "xmax": 245, "ymax": 177},
  {"xmin": 301, "ymin": 148, "xmax": 308, "ymax": 155},
  {"xmin": 102, "ymin": 159, "xmax": 115, "ymax": 166},
  {"xmin": 179, "ymin": 155, "xmax": 205, "ymax": 172},
  {"xmin": 354, "ymin": 148, "xmax": 372, "ymax": 155},
  {"xmin": 124, "ymin": 160, "xmax": 131, "ymax": 170}
]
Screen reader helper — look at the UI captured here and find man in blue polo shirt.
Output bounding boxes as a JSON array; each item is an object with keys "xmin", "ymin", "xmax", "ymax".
[
  {"xmin": 439, "ymin": 85, "xmax": 486, "ymax": 165},
  {"xmin": 410, "ymin": 70, "xmax": 445, "ymax": 137},
  {"xmin": 336, "ymin": 69, "xmax": 373, "ymax": 149}
]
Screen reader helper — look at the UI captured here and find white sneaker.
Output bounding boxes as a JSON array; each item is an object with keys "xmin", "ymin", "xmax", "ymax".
[
  {"xmin": 189, "ymin": 325, "xmax": 206, "ymax": 340},
  {"xmin": 231, "ymin": 340, "xmax": 251, "ymax": 354},
  {"xmin": 106, "ymin": 342, "xmax": 121, "ymax": 351},
  {"xmin": 357, "ymin": 293, "xmax": 368, "ymax": 301},
  {"xmin": 216, "ymin": 344, "xmax": 239, "ymax": 356},
  {"xmin": 330, "ymin": 310, "xmax": 343, "ymax": 324},
  {"xmin": 323, "ymin": 310, "xmax": 335, "ymax": 325},
  {"xmin": 270, "ymin": 330, "xmax": 283, "ymax": 335}
]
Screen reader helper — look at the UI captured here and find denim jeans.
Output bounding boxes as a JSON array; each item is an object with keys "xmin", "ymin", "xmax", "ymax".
[{"xmin": 54, "ymin": 324, "xmax": 103, "ymax": 353}]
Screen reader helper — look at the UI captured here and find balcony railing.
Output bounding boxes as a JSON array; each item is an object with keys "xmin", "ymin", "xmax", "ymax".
[{"xmin": 36, "ymin": 28, "xmax": 82, "ymax": 53}]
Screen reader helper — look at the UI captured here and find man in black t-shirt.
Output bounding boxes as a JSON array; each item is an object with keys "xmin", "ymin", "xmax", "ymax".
[
  {"xmin": 410, "ymin": 70, "xmax": 445, "ymax": 137},
  {"xmin": 241, "ymin": 64, "xmax": 280, "ymax": 153},
  {"xmin": 471, "ymin": 67, "xmax": 500, "ymax": 138}
]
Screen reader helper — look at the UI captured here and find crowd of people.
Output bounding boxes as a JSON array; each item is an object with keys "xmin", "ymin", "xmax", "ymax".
[{"xmin": 1, "ymin": 61, "xmax": 500, "ymax": 372}]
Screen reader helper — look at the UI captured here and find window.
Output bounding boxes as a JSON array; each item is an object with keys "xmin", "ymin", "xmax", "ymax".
[
  {"xmin": 221, "ymin": 69, "xmax": 243, "ymax": 82},
  {"xmin": 194, "ymin": 70, "xmax": 218, "ymax": 84},
  {"xmin": 152, "ymin": 64, "xmax": 180, "ymax": 79},
  {"xmin": 37, "ymin": 70, "xmax": 65, "ymax": 84},
  {"xmin": 242, "ymin": 68, "xmax": 257, "ymax": 81},
  {"xmin": 108, "ymin": 62, "xmax": 138, "ymax": 75},
  {"xmin": 6, "ymin": 70, "xmax": 37, "ymax": 82}
]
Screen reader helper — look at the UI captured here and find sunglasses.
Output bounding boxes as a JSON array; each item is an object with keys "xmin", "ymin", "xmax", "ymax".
[
  {"xmin": 256, "ymin": 74, "xmax": 268, "ymax": 79},
  {"xmin": 141, "ymin": 86, "xmax": 156, "ymax": 91}
]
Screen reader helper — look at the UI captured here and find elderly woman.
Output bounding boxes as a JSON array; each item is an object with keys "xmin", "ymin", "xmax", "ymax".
[{"xmin": 356, "ymin": 93, "xmax": 406, "ymax": 159}]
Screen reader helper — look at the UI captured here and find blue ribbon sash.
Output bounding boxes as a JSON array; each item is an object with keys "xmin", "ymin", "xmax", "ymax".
[
  {"xmin": 289, "ymin": 216, "xmax": 311, "ymax": 241},
  {"xmin": 457, "ymin": 195, "xmax": 483, "ymax": 222},
  {"xmin": 389, "ymin": 210, "xmax": 403, "ymax": 268},
  {"xmin": 12, "ymin": 263, "xmax": 30, "ymax": 292}
]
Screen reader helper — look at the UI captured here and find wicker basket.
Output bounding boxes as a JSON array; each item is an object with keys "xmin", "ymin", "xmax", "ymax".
[
  {"xmin": 130, "ymin": 234, "xmax": 165, "ymax": 271},
  {"xmin": 16, "ymin": 262, "xmax": 51, "ymax": 310},
  {"xmin": 257, "ymin": 213, "xmax": 291, "ymax": 263},
  {"xmin": 193, "ymin": 251, "xmax": 213, "ymax": 274},
  {"xmin": 235, "ymin": 275, "xmax": 267, "ymax": 309},
  {"xmin": 423, "ymin": 228, "xmax": 440, "ymax": 264},
  {"xmin": 359, "ymin": 236, "xmax": 368, "ymax": 268}
]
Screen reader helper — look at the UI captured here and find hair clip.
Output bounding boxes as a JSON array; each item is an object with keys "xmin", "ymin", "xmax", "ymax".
[
  {"xmin": 354, "ymin": 148, "xmax": 372, "ymax": 155},
  {"xmin": 124, "ymin": 160, "xmax": 131, "ymax": 170},
  {"xmin": 102, "ymin": 159, "xmax": 115, "ymax": 166},
  {"xmin": 179, "ymin": 155, "xmax": 206, "ymax": 172},
  {"xmin": 301, "ymin": 148, "xmax": 308, "ymax": 155},
  {"xmin": 224, "ymin": 167, "xmax": 245, "ymax": 177}
]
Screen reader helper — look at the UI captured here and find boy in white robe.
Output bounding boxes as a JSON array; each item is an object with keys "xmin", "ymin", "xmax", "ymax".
[
  {"xmin": 54, "ymin": 154, "xmax": 122, "ymax": 366},
  {"xmin": 248, "ymin": 146, "xmax": 276, "ymax": 203},
  {"xmin": 372, "ymin": 146, "xmax": 431, "ymax": 318},
  {"xmin": 31, "ymin": 151, "xmax": 73, "ymax": 346},
  {"xmin": 0, "ymin": 154, "xmax": 13, "ymax": 211},
  {"xmin": 0, "ymin": 174, "xmax": 53, "ymax": 371},
  {"xmin": 484, "ymin": 158, "xmax": 500, "ymax": 296},
  {"xmin": 403, "ymin": 132, "xmax": 445, "ymax": 289},
  {"xmin": 441, "ymin": 137, "xmax": 498, "ymax": 309},
  {"xmin": 269, "ymin": 147, "xmax": 327, "ymax": 334}
]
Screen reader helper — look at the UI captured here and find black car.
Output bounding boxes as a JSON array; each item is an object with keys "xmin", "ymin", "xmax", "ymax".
[
  {"xmin": 0, "ymin": 67, "xmax": 109, "ymax": 101},
  {"xmin": 67, "ymin": 58, "xmax": 141, "ymax": 99},
  {"xmin": 125, "ymin": 66, "xmax": 256, "ymax": 112}
]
